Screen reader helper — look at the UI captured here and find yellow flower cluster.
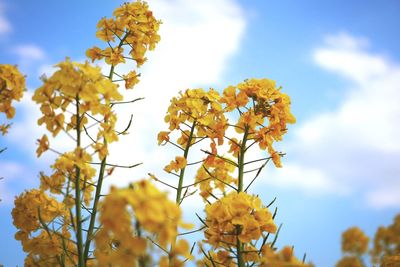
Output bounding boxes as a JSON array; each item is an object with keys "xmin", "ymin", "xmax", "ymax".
[
  {"xmin": 164, "ymin": 156, "xmax": 187, "ymax": 173},
  {"xmin": 335, "ymin": 256, "xmax": 363, "ymax": 267},
  {"xmin": 196, "ymin": 247, "xmax": 237, "ymax": 267},
  {"xmin": 341, "ymin": 227, "xmax": 369, "ymax": 255},
  {"xmin": 13, "ymin": 189, "xmax": 66, "ymax": 232},
  {"xmin": 221, "ymin": 78, "xmax": 296, "ymax": 167},
  {"xmin": 381, "ymin": 255, "xmax": 400, "ymax": 267},
  {"xmin": 40, "ymin": 148, "xmax": 96, "ymax": 205},
  {"xmin": 260, "ymin": 246, "xmax": 315, "ymax": 267},
  {"xmin": 163, "ymin": 88, "xmax": 227, "ymax": 145},
  {"xmin": 0, "ymin": 64, "xmax": 25, "ymax": 135},
  {"xmin": 197, "ymin": 244, "xmax": 314, "ymax": 266},
  {"xmin": 158, "ymin": 78, "xmax": 295, "ymax": 203},
  {"xmin": 159, "ymin": 88, "xmax": 228, "ymax": 200},
  {"xmin": 159, "ymin": 239, "xmax": 193, "ymax": 267},
  {"xmin": 86, "ymin": 1, "xmax": 161, "ymax": 89},
  {"xmin": 95, "ymin": 179, "xmax": 192, "ymax": 266},
  {"xmin": 371, "ymin": 214, "xmax": 400, "ymax": 264},
  {"xmin": 33, "ymin": 60, "xmax": 122, "ymax": 159},
  {"xmin": 204, "ymin": 192, "xmax": 276, "ymax": 247},
  {"xmin": 336, "ymin": 215, "xmax": 400, "ymax": 267},
  {"xmin": 12, "ymin": 189, "xmax": 75, "ymax": 266},
  {"xmin": 195, "ymin": 156, "xmax": 237, "ymax": 200},
  {"xmin": 155, "ymin": 79, "xmax": 296, "ymax": 266}
]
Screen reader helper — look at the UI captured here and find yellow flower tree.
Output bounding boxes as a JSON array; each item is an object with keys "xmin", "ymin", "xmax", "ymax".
[{"xmin": 336, "ymin": 214, "xmax": 400, "ymax": 267}]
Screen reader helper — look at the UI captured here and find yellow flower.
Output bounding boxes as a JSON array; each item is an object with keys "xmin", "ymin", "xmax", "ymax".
[
  {"xmin": 164, "ymin": 156, "xmax": 187, "ymax": 173},
  {"xmin": 12, "ymin": 189, "xmax": 66, "ymax": 232},
  {"xmin": 86, "ymin": 46, "xmax": 104, "ymax": 62},
  {"xmin": 381, "ymin": 255, "xmax": 400, "ymax": 267},
  {"xmin": 371, "ymin": 214, "xmax": 400, "ymax": 264},
  {"xmin": 103, "ymin": 47, "xmax": 125, "ymax": 66},
  {"xmin": 95, "ymin": 179, "xmax": 192, "ymax": 265},
  {"xmin": 157, "ymin": 131, "xmax": 170, "ymax": 145},
  {"xmin": 271, "ymin": 151, "xmax": 282, "ymax": 168},
  {"xmin": 163, "ymin": 88, "xmax": 227, "ymax": 141},
  {"xmin": 341, "ymin": 227, "xmax": 369, "ymax": 255},
  {"xmin": 235, "ymin": 110, "xmax": 265, "ymax": 134},
  {"xmin": 228, "ymin": 137, "xmax": 240, "ymax": 158},
  {"xmin": 123, "ymin": 70, "xmax": 140, "ymax": 89},
  {"xmin": 90, "ymin": 1, "xmax": 161, "ymax": 67},
  {"xmin": 92, "ymin": 142, "xmax": 108, "ymax": 160},
  {"xmin": 0, "ymin": 123, "xmax": 10, "ymax": 135},
  {"xmin": 96, "ymin": 17, "xmax": 117, "ymax": 42},
  {"xmin": 195, "ymin": 157, "xmax": 236, "ymax": 201},
  {"xmin": 0, "ymin": 64, "xmax": 25, "ymax": 133},
  {"xmin": 335, "ymin": 256, "xmax": 363, "ymax": 267},
  {"xmin": 220, "ymin": 85, "xmax": 248, "ymax": 111},
  {"xmin": 36, "ymin": 134, "xmax": 49, "ymax": 157},
  {"xmin": 12, "ymin": 189, "xmax": 76, "ymax": 265},
  {"xmin": 218, "ymin": 78, "xmax": 296, "ymax": 167},
  {"xmin": 33, "ymin": 60, "xmax": 122, "ymax": 140},
  {"xmin": 204, "ymin": 192, "xmax": 276, "ymax": 248},
  {"xmin": 260, "ymin": 245, "xmax": 315, "ymax": 266}
]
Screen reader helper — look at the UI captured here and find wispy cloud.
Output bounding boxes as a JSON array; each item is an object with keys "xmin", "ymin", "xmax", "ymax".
[
  {"xmin": 0, "ymin": 1, "xmax": 11, "ymax": 35},
  {"xmin": 104, "ymin": 0, "xmax": 246, "ymax": 191},
  {"xmin": 264, "ymin": 32, "xmax": 400, "ymax": 208},
  {"xmin": 10, "ymin": 44, "xmax": 46, "ymax": 68},
  {"xmin": 11, "ymin": 44, "xmax": 46, "ymax": 61}
]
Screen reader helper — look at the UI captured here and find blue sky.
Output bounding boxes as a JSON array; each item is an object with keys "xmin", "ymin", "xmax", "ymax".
[{"xmin": 1, "ymin": 0, "xmax": 400, "ymax": 266}]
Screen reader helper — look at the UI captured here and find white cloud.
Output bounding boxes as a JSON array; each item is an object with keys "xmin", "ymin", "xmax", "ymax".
[
  {"xmin": 11, "ymin": 44, "xmax": 46, "ymax": 64},
  {"xmin": 0, "ymin": 1, "xmax": 11, "ymax": 35},
  {"xmin": 314, "ymin": 35, "xmax": 390, "ymax": 84},
  {"xmin": 101, "ymin": 0, "xmax": 246, "ymax": 189},
  {"xmin": 7, "ymin": 0, "xmax": 246, "ymax": 198},
  {"xmin": 268, "ymin": 32, "xmax": 400, "ymax": 208},
  {"xmin": 366, "ymin": 185, "xmax": 400, "ymax": 209},
  {"xmin": 264, "ymin": 164, "xmax": 346, "ymax": 195}
]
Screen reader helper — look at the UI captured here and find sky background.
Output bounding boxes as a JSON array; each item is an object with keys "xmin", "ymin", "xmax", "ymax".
[{"xmin": 1, "ymin": 0, "xmax": 400, "ymax": 266}]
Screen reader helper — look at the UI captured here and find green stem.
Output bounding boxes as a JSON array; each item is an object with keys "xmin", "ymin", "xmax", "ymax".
[
  {"xmin": 136, "ymin": 222, "xmax": 147, "ymax": 267},
  {"xmin": 82, "ymin": 33, "xmax": 129, "ymax": 263},
  {"xmin": 238, "ymin": 127, "xmax": 249, "ymax": 192},
  {"xmin": 236, "ymin": 231, "xmax": 246, "ymax": 267},
  {"xmin": 170, "ymin": 121, "xmax": 195, "ymax": 267},
  {"xmin": 83, "ymin": 157, "xmax": 106, "ymax": 259},
  {"xmin": 74, "ymin": 96, "xmax": 85, "ymax": 267},
  {"xmin": 236, "ymin": 126, "xmax": 249, "ymax": 267},
  {"xmin": 175, "ymin": 120, "xmax": 196, "ymax": 204}
]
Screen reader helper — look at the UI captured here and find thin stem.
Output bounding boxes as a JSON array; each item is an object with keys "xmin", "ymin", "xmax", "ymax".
[
  {"xmin": 236, "ymin": 226, "xmax": 245, "ymax": 267},
  {"xmin": 238, "ymin": 126, "xmax": 249, "ymax": 192},
  {"xmin": 136, "ymin": 222, "xmax": 146, "ymax": 267},
  {"xmin": 110, "ymin": 97, "xmax": 144, "ymax": 106},
  {"xmin": 83, "ymin": 32, "xmax": 130, "ymax": 263},
  {"xmin": 74, "ymin": 96, "xmax": 85, "ymax": 267},
  {"xmin": 236, "ymin": 126, "xmax": 249, "ymax": 267},
  {"xmin": 89, "ymin": 162, "xmax": 142, "ymax": 169},
  {"xmin": 178, "ymin": 226, "xmax": 206, "ymax": 236},
  {"xmin": 176, "ymin": 120, "xmax": 196, "ymax": 204}
]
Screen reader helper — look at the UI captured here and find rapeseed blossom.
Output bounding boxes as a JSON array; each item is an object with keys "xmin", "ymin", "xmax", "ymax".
[
  {"xmin": 0, "ymin": 64, "xmax": 25, "ymax": 135},
  {"xmin": 95, "ymin": 180, "xmax": 192, "ymax": 266}
]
